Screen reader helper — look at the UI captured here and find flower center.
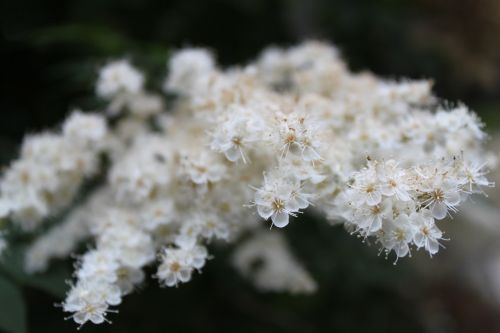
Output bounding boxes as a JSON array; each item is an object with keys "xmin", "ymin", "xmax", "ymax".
[
  {"xmin": 272, "ymin": 198, "xmax": 285, "ymax": 212},
  {"xmin": 170, "ymin": 262, "xmax": 181, "ymax": 272},
  {"xmin": 232, "ymin": 137, "xmax": 242, "ymax": 146},
  {"xmin": 285, "ymin": 133, "xmax": 296, "ymax": 144},
  {"xmin": 370, "ymin": 205, "xmax": 381, "ymax": 215},
  {"xmin": 421, "ymin": 226, "xmax": 429, "ymax": 236},
  {"xmin": 431, "ymin": 189, "xmax": 444, "ymax": 202},
  {"xmin": 365, "ymin": 184, "xmax": 376, "ymax": 193}
]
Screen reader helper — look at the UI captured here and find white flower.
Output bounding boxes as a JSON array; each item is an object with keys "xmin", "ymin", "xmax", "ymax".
[
  {"xmin": 274, "ymin": 112, "xmax": 322, "ymax": 161},
  {"xmin": 436, "ymin": 106, "xmax": 485, "ymax": 140},
  {"xmin": 180, "ymin": 152, "xmax": 226, "ymax": 186},
  {"xmin": 109, "ymin": 135, "xmax": 171, "ymax": 203},
  {"xmin": 63, "ymin": 281, "xmax": 119, "ymax": 326},
  {"xmin": 382, "ymin": 213, "xmax": 417, "ymax": 258},
  {"xmin": 182, "ymin": 243, "xmax": 208, "ymax": 270},
  {"xmin": 156, "ymin": 254, "xmax": 191, "ymax": 287},
  {"xmin": 164, "ymin": 48, "xmax": 215, "ymax": 95},
  {"xmin": 183, "ymin": 212, "xmax": 231, "ymax": 241},
  {"xmin": 460, "ymin": 160, "xmax": 494, "ymax": 193},
  {"xmin": 411, "ymin": 211, "xmax": 442, "ymax": 255},
  {"xmin": 96, "ymin": 219, "xmax": 155, "ymax": 269},
  {"xmin": 63, "ymin": 111, "xmax": 107, "ymax": 145},
  {"xmin": 76, "ymin": 250, "xmax": 120, "ymax": 284},
  {"xmin": 211, "ymin": 109, "xmax": 256, "ymax": 163},
  {"xmin": 350, "ymin": 167, "xmax": 382, "ymax": 206},
  {"xmin": 378, "ymin": 160, "xmax": 411, "ymax": 201},
  {"xmin": 420, "ymin": 179, "xmax": 462, "ymax": 220},
  {"xmin": 254, "ymin": 174, "xmax": 309, "ymax": 228},
  {"xmin": 356, "ymin": 199, "xmax": 392, "ymax": 234},
  {"xmin": 140, "ymin": 199, "xmax": 175, "ymax": 231},
  {"xmin": 67, "ymin": 299, "xmax": 109, "ymax": 326},
  {"xmin": 115, "ymin": 267, "xmax": 144, "ymax": 295},
  {"xmin": 96, "ymin": 60, "xmax": 144, "ymax": 98},
  {"xmin": 156, "ymin": 243, "xmax": 207, "ymax": 287},
  {"xmin": 126, "ymin": 93, "xmax": 164, "ymax": 117}
]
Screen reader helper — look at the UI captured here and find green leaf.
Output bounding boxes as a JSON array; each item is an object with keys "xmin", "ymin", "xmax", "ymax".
[
  {"xmin": 0, "ymin": 245, "xmax": 70, "ymax": 299},
  {"xmin": 25, "ymin": 24, "xmax": 131, "ymax": 55},
  {"xmin": 23, "ymin": 263, "xmax": 70, "ymax": 299},
  {"xmin": 0, "ymin": 274, "xmax": 27, "ymax": 333}
]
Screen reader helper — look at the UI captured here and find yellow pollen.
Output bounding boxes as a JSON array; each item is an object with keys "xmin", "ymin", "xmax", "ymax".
[
  {"xmin": 395, "ymin": 229, "xmax": 406, "ymax": 241},
  {"xmin": 431, "ymin": 189, "xmax": 444, "ymax": 202},
  {"xmin": 365, "ymin": 184, "xmax": 376, "ymax": 193},
  {"xmin": 285, "ymin": 133, "xmax": 296, "ymax": 144},
  {"xmin": 117, "ymin": 268, "xmax": 129, "ymax": 279},
  {"xmin": 232, "ymin": 137, "xmax": 242, "ymax": 146},
  {"xmin": 170, "ymin": 262, "xmax": 181, "ymax": 272},
  {"xmin": 272, "ymin": 198, "xmax": 285, "ymax": 212},
  {"xmin": 85, "ymin": 304, "xmax": 96, "ymax": 313},
  {"xmin": 371, "ymin": 206, "xmax": 381, "ymax": 214},
  {"xmin": 20, "ymin": 171, "xmax": 30, "ymax": 183}
]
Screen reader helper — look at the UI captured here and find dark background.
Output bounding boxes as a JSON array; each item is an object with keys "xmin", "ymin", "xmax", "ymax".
[{"xmin": 1, "ymin": 0, "xmax": 500, "ymax": 332}]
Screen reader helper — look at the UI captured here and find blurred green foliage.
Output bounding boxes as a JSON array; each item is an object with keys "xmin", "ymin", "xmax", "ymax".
[
  {"xmin": 0, "ymin": 245, "xmax": 71, "ymax": 299},
  {"xmin": 0, "ymin": 275, "xmax": 26, "ymax": 333}
]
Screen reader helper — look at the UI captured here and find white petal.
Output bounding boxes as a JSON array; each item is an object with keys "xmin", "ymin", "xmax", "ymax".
[
  {"xmin": 106, "ymin": 293, "xmax": 122, "ymax": 306},
  {"xmin": 179, "ymin": 269, "xmax": 192, "ymax": 282},
  {"xmin": 426, "ymin": 238, "xmax": 440, "ymax": 255},
  {"xmin": 164, "ymin": 273, "xmax": 177, "ymax": 286},
  {"xmin": 175, "ymin": 234, "xmax": 197, "ymax": 249},
  {"xmin": 310, "ymin": 174, "xmax": 326, "ymax": 184},
  {"xmin": 380, "ymin": 186, "xmax": 395, "ymax": 197},
  {"xmin": 73, "ymin": 312, "xmax": 88, "ymax": 325},
  {"xmin": 395, "ymin": 243, "xmax": 409, "ymax": 258},
  {"xmin": 257, "ymin": 205, "xmax": 274, "ymax": 219},
  {"xmin": 369, "ymin": 216, "xmax": 382, "ymax": 232},
  {"xmin": 366, "ymin": 191, "xmax": 382, "ymax": 206},
  {"xmin": 287, "ymin": 199, "xmax": 300, "ymax": 212},
  {"xmin": 89, "ymin": 313, "xmax": 105, "ymax": 324},
  {"xmin": 272, "ymin": 211, "xmax": 289, "ymax": 228},
  {"xmin": 302, "ymin": 146, "xmax": 321, "ymax": 161},
  {"xmin": 445, "ymin": 191, "xmax": 461, "ymax": 206},
  {"xmin": 224, "ymin": 145, "xmax": 241, "ymax": 162},
  {"xmin": 296, "ymin": 196, "xmax": 309, "ymax": 209},
  {"xmin": 395, "ymin": 189, "xmax": 411, "ymax": 201},
  {"xmin": 192, "ymin": 258, "xmax": 205, "ymax": 269},
  {"xmin": 413, "ymin": 233, "xmax": 425, "ymax": 248},
  {"xmin": 191, "ymin": 173, "xmax": 207, "ymax": 184},
  {"xmin": 431, "ymin": 202, "xmax": 448, "ymax": 220}
]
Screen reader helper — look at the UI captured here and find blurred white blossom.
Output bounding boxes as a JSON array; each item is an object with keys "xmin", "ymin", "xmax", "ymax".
[
  {"xmin": 96, "ymin": 59, "xmax": 144, "ymax": 98},
  {"xmin": 0, "ymin": 41, "xmax": 494, "ymax": 326}
]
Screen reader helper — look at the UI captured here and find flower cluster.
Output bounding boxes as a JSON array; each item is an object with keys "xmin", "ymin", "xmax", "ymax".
[
  {"xmin": 0, "ymin": 41, "xmax": 494, "ymax": 326},
  {"xmin": 333, "ymin": 158, "xmax": 492, "ymax": 259},
  {"xmin": 156, "ymin": 241, "xmax": 208, "ymax": 287},
  {"xmin": 0, "ymin": 111, "xmax": 107, "ymax": 230}
]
